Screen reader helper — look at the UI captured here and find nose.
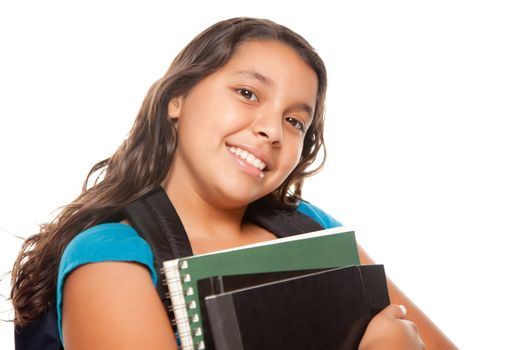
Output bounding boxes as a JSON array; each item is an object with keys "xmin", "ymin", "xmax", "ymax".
[{"xmin": 251, "ymin": 110, "xmax": 283, "ymax": 145}]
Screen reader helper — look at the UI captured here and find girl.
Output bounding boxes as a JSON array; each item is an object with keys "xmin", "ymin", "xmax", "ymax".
[{"xmin": 11, "ymin": 17, "xmax": 456, "ymax": 349}]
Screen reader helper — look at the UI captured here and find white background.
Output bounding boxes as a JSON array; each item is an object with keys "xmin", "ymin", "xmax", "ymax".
[{"xmin": 1, "ymin": 1, "xmax": 524, "ymax": 348}]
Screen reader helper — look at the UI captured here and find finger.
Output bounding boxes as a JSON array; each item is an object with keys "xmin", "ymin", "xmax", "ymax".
[{"xmin": 382, "ymin": 304, "xmax": 408, "ymax": 319}]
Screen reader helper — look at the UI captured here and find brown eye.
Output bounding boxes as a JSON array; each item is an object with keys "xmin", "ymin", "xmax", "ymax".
[
  {"xmin": 285, "ymin": 117, "xmax": 305, "ymax": 132},
  {"xmin": 238, "ymin": 88, "xmax": 258, "ymax": 101}
]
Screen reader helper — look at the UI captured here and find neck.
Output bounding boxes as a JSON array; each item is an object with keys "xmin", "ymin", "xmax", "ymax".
[{"xmin": 162, "ymin": 173, "xmax": 248, "ymax": 242}]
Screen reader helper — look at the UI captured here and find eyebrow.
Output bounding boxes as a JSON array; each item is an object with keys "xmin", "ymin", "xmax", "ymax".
[
  {"xmin": 234, "ymin": 69, "xmax": 315, "ymax": 119},
  {"xmin": 234, "ymin": 70, "xmax": 275, "ymax": 87},
  {"xmin": 285, "ymin": 103, "xmax": 314, "ymax": 122}
]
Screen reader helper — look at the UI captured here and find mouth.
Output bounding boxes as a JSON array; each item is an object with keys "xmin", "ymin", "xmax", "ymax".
[{"xmin": 226, "ymin": 145, "xmax": 269, "ymax": 172}]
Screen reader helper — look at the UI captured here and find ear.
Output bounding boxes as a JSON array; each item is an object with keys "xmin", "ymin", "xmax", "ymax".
[{"xmin": 167, "ymin": 96, "xmax": 184, "ymax": 120}]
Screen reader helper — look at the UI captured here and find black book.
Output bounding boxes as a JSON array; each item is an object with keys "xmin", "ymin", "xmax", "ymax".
[
  {"xmin": 202, "ymin": 265, "xmax": 389, "ymax": 350},
  {"xmin": 197, "ymin": 268, "xmax": 329, "ymax": 349}
]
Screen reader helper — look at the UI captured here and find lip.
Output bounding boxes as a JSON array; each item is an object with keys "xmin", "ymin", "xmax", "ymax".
[{"xmin": 226, "ymin": 143, "xmax": 273, "ymax": 171}]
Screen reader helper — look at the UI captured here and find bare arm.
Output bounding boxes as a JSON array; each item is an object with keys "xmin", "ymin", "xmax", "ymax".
[
  {"xmin": 62, "ymin": 262, "xmax": 178, "ymax": 350},
  {"xmin": 358, "ymin": 244, "xmax": 458, "ymax": 350}
]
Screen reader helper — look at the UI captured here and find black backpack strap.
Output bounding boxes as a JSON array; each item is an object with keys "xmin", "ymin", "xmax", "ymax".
[
  {"xmin": 122, "ymin": 187, "xmax": 193, "ymax": 261},
  {"xmin": 122, "ymin": 187, "xmax": 193, "ymax": 322},
  {"xmin": 245, "ymin": 197, "xmax": 324, "ymax": 237}
]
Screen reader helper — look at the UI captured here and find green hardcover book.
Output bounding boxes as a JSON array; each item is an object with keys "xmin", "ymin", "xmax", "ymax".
[{"xmin": 162, "ymin": 226, "xmax": 359, "ymax": 350}]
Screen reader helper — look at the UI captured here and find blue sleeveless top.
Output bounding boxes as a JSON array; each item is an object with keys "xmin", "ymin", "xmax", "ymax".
[{"xmin": 56, "ymin": 201, "xmax": 342, "ymax": 344}]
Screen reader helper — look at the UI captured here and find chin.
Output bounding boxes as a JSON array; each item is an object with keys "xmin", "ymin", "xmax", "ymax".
[
  {"xmin": 212, "ymin": 186, "xmax": 271, "ymax": 209},
  {"xmin": 208, "ymin": 171, "xmax": 283, "ymax": 208},
  {"xmin": 220, "ymin": 193, "xmax": 263, "ymax": 209}
]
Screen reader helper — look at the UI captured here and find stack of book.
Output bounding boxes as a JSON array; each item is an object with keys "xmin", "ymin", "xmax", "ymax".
[{"xmin": 163, "ymin": 227, "xmax": 389, "ymax": 350}]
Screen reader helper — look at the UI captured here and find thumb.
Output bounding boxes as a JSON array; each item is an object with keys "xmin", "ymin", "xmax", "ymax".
[{"xmin": 381, "ymin": 304, "xmax": 408, "ymax": 319}]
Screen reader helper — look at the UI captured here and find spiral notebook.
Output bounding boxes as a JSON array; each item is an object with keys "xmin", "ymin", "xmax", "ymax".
[{"xmin": 162, "ymin": 226, "xmax": 359, "ymax": 350}]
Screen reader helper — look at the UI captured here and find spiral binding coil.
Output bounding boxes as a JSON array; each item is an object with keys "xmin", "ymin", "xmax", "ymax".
[{"xmin": 163, "ymin": 258, "xmax": 208, "ymax": 350}]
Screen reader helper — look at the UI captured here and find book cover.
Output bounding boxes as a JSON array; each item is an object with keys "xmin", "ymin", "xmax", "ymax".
[
  {"xmin": 197, "ymin": 268, "xmax": 330, "ymax": 348},
  {"xmin": 204, "ymin": 265, "xmax": 389, "ymax": 350},
  {"xmin": 198, "ymin": 265, "xmax": 388, "ymax": 349},
  {"xmin": 162, "ymin": 226, "xmax": 359, "ymax": 350}
]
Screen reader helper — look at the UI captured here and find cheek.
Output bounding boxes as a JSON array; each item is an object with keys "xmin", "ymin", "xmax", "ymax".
[
  {"xmin": 191, "ymin": 97, "xmax": 241, "ymax": 131},
  {"xmin": 283, "ymin": 138, "xmax": 305, "ymax": 171}
]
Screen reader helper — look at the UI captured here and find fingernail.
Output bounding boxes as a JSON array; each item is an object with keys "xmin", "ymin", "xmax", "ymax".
[{"xmin": 399, "ymin": 305, "xmax": 407, "ymax": 316}]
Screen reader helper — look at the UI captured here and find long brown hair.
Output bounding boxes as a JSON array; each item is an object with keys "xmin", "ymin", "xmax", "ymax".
[{"xmin": 11, "ymin": 17, "xmax": 328, "ymax": 326}]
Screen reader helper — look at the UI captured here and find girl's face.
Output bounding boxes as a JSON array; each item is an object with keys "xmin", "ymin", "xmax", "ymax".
[{"xmin": 167, "ymin": 40, "xmax": 318, "ymax": 209}]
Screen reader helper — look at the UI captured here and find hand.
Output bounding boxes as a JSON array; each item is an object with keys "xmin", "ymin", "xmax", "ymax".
[{"xmin": 358, "ymin": 304, "xmax": 426, "ymax": 350}]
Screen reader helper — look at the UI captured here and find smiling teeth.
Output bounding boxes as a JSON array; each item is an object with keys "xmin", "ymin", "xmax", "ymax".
[{"xmin": 227, "ymin": 146, "xmax": 267, "ymax": 171}]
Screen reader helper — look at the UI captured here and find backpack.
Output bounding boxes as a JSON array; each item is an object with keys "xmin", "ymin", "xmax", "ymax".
[{"xmin": 14, "ymin": 187, "xmax": 323, "ymax": 349}]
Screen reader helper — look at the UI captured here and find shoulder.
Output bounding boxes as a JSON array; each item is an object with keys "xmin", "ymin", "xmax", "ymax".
[
  {"xmin": 60, "ymin": 262, "xmax": 176, "ymax": 349},
  {"xmin": 59, "ymin": 223, "xmax": 156, "ymax": 283},
  {"xmin": 56, "ymin": 223, "xmax": 158, "ymax": 343},
  {"xmin": 296, "ymin": 200, "xmax": 343, "ymax": 229}
]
